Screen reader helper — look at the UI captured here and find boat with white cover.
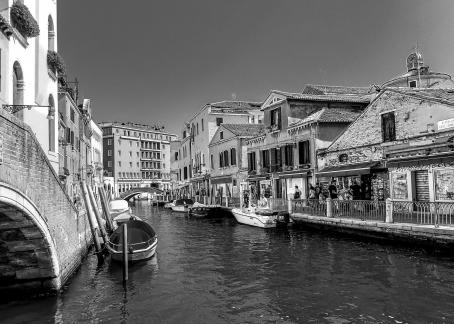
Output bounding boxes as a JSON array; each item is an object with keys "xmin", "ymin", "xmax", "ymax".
[
  {"xmin": 231, "ymin": 207, "xmax": 280, "ymax": 228},
  {"xmin": 170, "ymin": 198, "xmax": 194, "ymax": 212},
  {"xmin": 109, "ymin": 199, "xmax": 141, "ymax": 229}
]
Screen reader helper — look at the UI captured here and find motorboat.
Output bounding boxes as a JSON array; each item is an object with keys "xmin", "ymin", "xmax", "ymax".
[
  {"xmin": 163, "ymin": 200, "xmax": 176, "ymax": 209},
  {"xmin": 170, "ymin": 198, "xmax": 194, "ymax": 212},
  {"xmin": 107, "ymin": 219, "xmax": 158, "ymax": 262},
  {"xmin": 231, "ymin": 207, "xmax": 281, "ymax": 228},
  {"xmin": 188, "ymin": 202, "xmax": 223, "ymax": 218}
]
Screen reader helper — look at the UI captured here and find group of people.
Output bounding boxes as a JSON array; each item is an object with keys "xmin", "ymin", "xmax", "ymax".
[{"xmin": 293, "ymin": 180, "xmax": 363, "ymax": 201}]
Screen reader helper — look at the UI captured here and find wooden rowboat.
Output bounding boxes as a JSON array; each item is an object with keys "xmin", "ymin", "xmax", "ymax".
[{"xmin": 107, "ymin": 220, "xmax": 157, "ymax": 262}]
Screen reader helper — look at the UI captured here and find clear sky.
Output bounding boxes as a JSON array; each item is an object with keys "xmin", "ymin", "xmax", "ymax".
[{"xmin": 58, "ymin": 0, "xmax": 454, "ymax": 135}]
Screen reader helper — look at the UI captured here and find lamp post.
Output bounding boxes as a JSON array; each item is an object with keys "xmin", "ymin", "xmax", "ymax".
[{"xmin": 2, "ymin": 104, "xmax": 55, "ymax": 120}]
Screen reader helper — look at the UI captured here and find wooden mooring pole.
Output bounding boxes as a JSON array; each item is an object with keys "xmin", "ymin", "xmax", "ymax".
[
  {"xmin": 99, "ymin": 187, "xmax": 114, "ymax": 233},
  {"xmin": 122, "ymin": 223, "xmax": 128, "ymax": 282},
  {"xmin": 81, "ymin": 181, "xmax": 103, "ymax": 263},
  {"xmin": 87, "ymin": 185, "xmax": 109, "ymax": 246}
]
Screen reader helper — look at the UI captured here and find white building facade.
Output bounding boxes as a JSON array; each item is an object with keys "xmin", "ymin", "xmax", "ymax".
[{"xmin": 0, "ymin": 0, "xmax": 59, "ymax": 171}]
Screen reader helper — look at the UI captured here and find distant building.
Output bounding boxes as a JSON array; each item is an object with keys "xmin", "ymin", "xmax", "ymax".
[
  {"xmin": 318, "ymin": 88, "xmax": 454, "ymax": 203},
  {"xmin": 57, "ymin": 93, "xmax": 93, "ymax": 201},
  {"xmin": 245, "ymin": 88, "xmax": 370, "ymax": 202},
  {"xmin": 99, "ymin": 122, "xmax": 177, "ymax": 195},
  {"xmin": 208, "ymin": 124, "xmax": 265, "ymax": 204},
  {"xmin": 0, "ymin": 0, "xmax": 59, "ymax": 171},
  {"xmin": 90, "ymin": 120, "xmax": 103, "ymax": 191},
  {"xmin": 172, "ymin": 101, "xmax": 263, "ymax": 197},
  {"xmin": 382, "ymin": 50, "xmax": 454, "ymax": 89}
]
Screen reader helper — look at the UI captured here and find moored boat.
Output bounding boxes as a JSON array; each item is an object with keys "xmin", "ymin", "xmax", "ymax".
[
  {"xmin": 170, "ymin": 198, "xmax": 194, "ymax": 212},
  {"xmin": 231, "ymin": 207, "xmax": 280, "ymax": 228},
  {"xmin": 163, "ymin": 200, "xmax": 176, "ymax": 209},
  {"xmin": 188, "ymin": 202, "xmax": 224, "ymax": 218},
  {"xmin": 107, "ymin": 219, "xmax": 157, "ymax": 262},
  {"xmin": 109, "ymin": 199, "xmax": 141, "ymax": 229}
]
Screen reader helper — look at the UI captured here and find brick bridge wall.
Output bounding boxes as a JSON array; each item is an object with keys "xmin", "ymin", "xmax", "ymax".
[{"xmin": 0, "ymin": 109, "xmax": 92, "ymax": 295}]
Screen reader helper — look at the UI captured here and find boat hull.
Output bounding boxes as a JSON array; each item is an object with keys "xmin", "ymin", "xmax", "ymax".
[
  {"xmin": 109, "ymin": 239, "xmax": 158, "ymax": 262},
  {"xmin": 231, "ymin": 208, "xmax": 277, "ymax": 228},
  {"xmin": 171, "ymin": 205, "xmax": 191, "ymax": 212}
]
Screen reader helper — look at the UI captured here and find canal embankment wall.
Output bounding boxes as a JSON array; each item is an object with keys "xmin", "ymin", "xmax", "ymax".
[
  {"xmin": 292, "ymin": 213, "xmax": 454, "ymax": 249},
  {"xmin": 0, "ymin": 109, "xmax": 93, "ymax": 295}
]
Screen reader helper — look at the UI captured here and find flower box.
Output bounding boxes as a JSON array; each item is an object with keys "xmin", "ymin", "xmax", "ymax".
[{"xmin": 10, "ymin": 2, "xmax": 39, "ymax": 38}]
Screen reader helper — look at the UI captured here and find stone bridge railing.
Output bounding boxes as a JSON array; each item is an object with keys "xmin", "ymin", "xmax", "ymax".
[{"xmin": 0, "ymin": 109, "xmax": 92, "ymax": 295}]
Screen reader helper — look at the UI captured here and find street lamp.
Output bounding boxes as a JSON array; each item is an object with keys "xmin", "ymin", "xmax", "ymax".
[{"xmin": 2, "ymin": 104, "xmax": 55, "ymax": 120}]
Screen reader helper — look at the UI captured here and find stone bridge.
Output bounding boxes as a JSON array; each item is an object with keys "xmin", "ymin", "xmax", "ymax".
[
  {"xmin": 120, "ymin": 187, "xmax": 165, "ymax": 201},
  {"xmin": 0, "ymin": 109, "xmax": 92, "ymax": 296}
]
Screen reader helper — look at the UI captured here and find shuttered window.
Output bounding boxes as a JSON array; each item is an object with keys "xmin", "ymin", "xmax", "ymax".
[
  {"xmin": 381, "ymin": 112, "xmax": 396, "ymax": 142},
  {"xmin": 248, "ymin": 152, "xmax": 256, "ymax": 171},
  {"xmin": 261, "ymin": 150, "xmax": 270, "ymax": 169},
  {"xmin": 230, "ymin": 148, "xmax": 236, "ymax": 166},
  {"xmin": 298, "ymin": 141, "xmax": 310, "ymax": 165},
  {"xmin": 219, "ymin": 152, "xmax": 224, "ymax": 168},
  {"xmin": 414, "ymin": 170, "xmax": 429, "ymax": 202},
  {"xmin": 224, "ymin": 150, "xmax": 229, "ymax": 167},
  {"xmin": 284, "ymin": 145, "xmax": 293, "ymax": 166}
]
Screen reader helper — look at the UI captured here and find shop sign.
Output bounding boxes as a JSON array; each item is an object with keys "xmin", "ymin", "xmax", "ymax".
[{"xmin": 438, "ymin": 118, "xmax": 454, "ymax": 131}]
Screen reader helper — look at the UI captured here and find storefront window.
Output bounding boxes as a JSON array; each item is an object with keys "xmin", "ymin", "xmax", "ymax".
[
  {"xmin": 391, "ymin": 172, "xmax": 408, "ymax": 200},
  {"xmin": 434, "ymin": 169, "xmax": 454, "ymax": 201}
]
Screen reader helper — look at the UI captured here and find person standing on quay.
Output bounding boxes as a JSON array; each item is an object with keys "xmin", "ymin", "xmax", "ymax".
[
  {"xmin": 328, "ymin": 180, "xmax": 338, "ymax": 199},
  {"xmin": 294, "ymin": 185, "xmax": 302, "ymax": 199}
]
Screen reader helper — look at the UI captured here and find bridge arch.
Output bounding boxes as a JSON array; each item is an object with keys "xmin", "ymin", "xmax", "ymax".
[
  {"xmin": 121, "ymin": 187, "xmax": 165, "ymax": 201},
  {"xmin": 0, "ymin": 183, "xmax": 60, "ymax": 294}
]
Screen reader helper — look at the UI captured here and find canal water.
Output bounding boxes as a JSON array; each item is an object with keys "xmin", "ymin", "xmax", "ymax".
[{"xmin": 2, "ymin": 201, "xmax": 454, "ymax": 323}]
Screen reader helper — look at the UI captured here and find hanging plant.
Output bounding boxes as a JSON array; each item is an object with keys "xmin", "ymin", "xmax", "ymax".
[
  {"xmin": 10, "ymin": 2, "xmax": 40, "ymax": 38},
  {"xmin": 47, "ymin": 50, "xmax": 66, "ymax": 75},
  {"xmin": 0, "ymin": 14, "xmax": 13, "ymax": 38}
]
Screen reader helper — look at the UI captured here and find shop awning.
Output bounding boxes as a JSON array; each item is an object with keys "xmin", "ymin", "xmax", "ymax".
[
  {"xmin": 387, "ymin": 154, "xmax": 454, "ymax": 169},
  {"xmin": 317, "ymin": 162, "xmax": 380, "ymax": 177},
  {"xmin": 210, "ymin": 175, "xmax": 233, "ymax": 185},
  {"xmin": 278, "ymin": 171, "xmax": 309, "ymax": 179}
]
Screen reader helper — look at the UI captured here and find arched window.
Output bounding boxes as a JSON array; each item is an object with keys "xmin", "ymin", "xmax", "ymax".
[
  {"xmin": 48, "ymin": 94, "xmax": 56, "ymax": 152},
  {"xmin": 48, "ymin": 15, "xmax": 55, "ymax": 51},
  {"xmin": 13, "ymin": 61, "xmax": 24, "ymax": 119}
]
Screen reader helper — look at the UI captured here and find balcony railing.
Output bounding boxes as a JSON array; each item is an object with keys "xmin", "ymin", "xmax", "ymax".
[{"xmin": 392, "ymin": 201, "xmax": 454, "ymax": 226}]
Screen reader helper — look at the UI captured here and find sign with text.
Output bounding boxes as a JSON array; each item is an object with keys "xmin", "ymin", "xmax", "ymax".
[{"xmin": 438, "ymin": 118, "xmax": 454, "ymax": 131}]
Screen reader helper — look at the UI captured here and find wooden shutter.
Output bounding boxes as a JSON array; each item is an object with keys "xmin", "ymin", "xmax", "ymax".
[
  {"xmin": 231, "ymin": 148, "xmax": 236, "ymax": 165},
  {"xmin": 414, "ymin": 170, "xmax": 429, "ymax": 201},
  {"xmin": 277, "ymin": 109, "xmax": 282, "ymax": 129},
  {"xmin": 224, "ymin": 150, "xmax": 229, "ymax": 167}
]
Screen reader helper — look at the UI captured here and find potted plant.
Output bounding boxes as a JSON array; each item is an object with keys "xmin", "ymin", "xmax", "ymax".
[
  {"xmin": 10, "ymin": 2, "xmax": 40, "ymax": 38},
  {"xmin": 47, "ymin": 50, "xmax": 66, "ymax": 75},
  {"xmin": 0, "ymin": 15, "xmax": 13, "ymax": 38}
]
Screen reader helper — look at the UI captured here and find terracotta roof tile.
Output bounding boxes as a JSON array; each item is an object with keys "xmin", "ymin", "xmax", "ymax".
[
  {"xmin": 302, "ymin": 84, "xmax": 373, "ymax": 96},
  {"xmin": 221, "ymin": 123, "xmax": 266, "ymax": 137},
  {"xmin": 271, "ymin": 89, "xmax": 371, "ymax": 104},
  {"xmin": 288, "ymin": 108, "xmax": 361, "ymax": 128}
]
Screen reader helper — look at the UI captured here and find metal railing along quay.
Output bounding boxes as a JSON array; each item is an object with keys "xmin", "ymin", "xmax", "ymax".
[
  {"xmin": 392, "ymin": 201, "xmax": 454, "ymax": 226},
  {"xmin": 332, "ymin": 200, "xmax": 386, "ymax": 221},
  {"xmin": 292, "ymin": 199, "xmax": 327, "ymax": 216}
]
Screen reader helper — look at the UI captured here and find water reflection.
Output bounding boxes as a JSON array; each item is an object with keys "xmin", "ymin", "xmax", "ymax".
[{"xmin": 2, "ymin": 202, "xmax": 454, "ymax": 323}]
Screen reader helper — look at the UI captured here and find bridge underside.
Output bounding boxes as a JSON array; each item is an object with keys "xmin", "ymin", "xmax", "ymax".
[{"xmin": 0, "ymin": 202, "xmax": 57, "ymax": 297}]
